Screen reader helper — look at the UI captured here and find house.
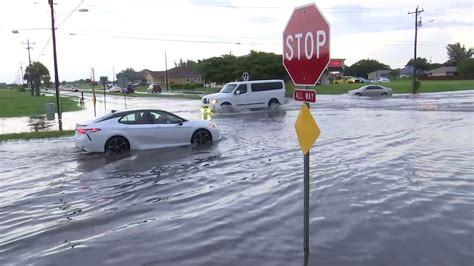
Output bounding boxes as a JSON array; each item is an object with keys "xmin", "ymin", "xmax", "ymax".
[
  {"xmin": 427, "ymin": 66, "xmax": 457, "ymax": 77},
  {"xmin": 399, "ymin": 66, "xmax": 413, "ymax": 78},
  {"xmin": 368, "ymin": 70, "xmax": 391, "ymax": 80},
  {"xmin": 144, "ymin": 71, "xmax": 166, "ymax": 85},
  {"xmin": 144, "ymin": 67, "xmax": 202, "ymax": 86},
  {"xmin": 116, "ymin": 69, "xmax": 149, "ymax": 88}
]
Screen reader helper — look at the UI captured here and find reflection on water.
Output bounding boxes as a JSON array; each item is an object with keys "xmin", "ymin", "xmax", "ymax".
[
  {"xmin": 28, "ymin": 115, "xmax": 54, "ymax": 132},
  {"xmin": 0, "ymin": 91, "xmax": 473, "ymax": 265}
]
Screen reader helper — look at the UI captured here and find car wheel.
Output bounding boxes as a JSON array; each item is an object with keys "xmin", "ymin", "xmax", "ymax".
[
  {"xmin": 105, "ymin": 136, "xmax": 130, "ymax": 156},
  {"xmin": 355, "ymin": 93, "xmax": 362, "ymax": 96},
  {"xmin": 220, "ymin": 102, "xmax": 232, "ymax": 112},
  {"xmin": 381, "ymin": 92, "xmax": 388, "ymax": 96},
  {"xmin": 191, "ymin": 129, "xmax": 212, "ymax": 147},
  {"xmin": 268, "ymin": 98, "xmax": 280, "ymax": 110}
]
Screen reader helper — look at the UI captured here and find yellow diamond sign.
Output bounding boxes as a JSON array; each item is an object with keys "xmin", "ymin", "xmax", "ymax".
[{"xmin": 295, "ymin": 104, "xmax": 321, "ymax": 154}]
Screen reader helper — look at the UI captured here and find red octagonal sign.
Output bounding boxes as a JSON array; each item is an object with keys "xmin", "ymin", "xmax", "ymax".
[{"xmin": 283, "ymin": 3, "xmax": 330, "ymax": 86}]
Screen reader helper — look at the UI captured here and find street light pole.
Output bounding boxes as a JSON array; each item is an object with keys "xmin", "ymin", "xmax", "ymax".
[{"xmin": 49, "ymin": 0, "xmax": 62, "ymax": 130}]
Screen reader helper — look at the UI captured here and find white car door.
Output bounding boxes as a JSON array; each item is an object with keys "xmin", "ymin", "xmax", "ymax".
[
  {"xmin": 119, "ymin": 111, "xmax": 160, "ymax": 149},
  {"xmin": 232, "ymin": 84, "xmax": 255, "ymax": 110},
  {"xmin": 150, "ymin": 111, "xmax": 194, "ymax": 147}
]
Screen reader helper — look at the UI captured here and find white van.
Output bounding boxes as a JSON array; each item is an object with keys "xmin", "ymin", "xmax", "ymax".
[{"xmin": 201, "ymin": 80, "xmax": 287, "ymax": 113}]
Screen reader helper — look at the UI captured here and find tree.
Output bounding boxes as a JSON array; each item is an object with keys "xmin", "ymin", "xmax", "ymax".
[
  {"xmin": 446, "ymin": 43, "xmax": 473, "ymax": 66},
  {"xmin": 195, "ymin": 51, "xmax": 288, "ymax": 84},
  {"xmin": 427, "ymin": 63, "xmax": 443, "ymax": 71},
  {"xmin": 345, "ymin": 59, "xmax": 390, "ymax": 78},
  {"xmin": 196, "ymin": 54, "xmax": 238, "ymax": 84},
  {"xmin": 174, "ymin": 58, "xmax": 198, "ymax": 69},
  {"xmin": 389, "ymin": 69, "xmax": 400, "ymax": 80},
  {"xmin": 457, "ymin": 58, "xmax": 474, "ymax": 77},
  {"xmin": 406, "ymin": 57, "xmax": 430, "ymax": 71},
  {"xmin": 23, "ymin": 61, "xmax": 50, "ymax": 96},
  {"xmin": 117, "ymin": 68, "xmax": 135, "ymax": 79}
]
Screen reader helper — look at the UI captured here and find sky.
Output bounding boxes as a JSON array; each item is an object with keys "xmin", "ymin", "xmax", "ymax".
[{"xmin": 0, "ymin": 0, "xmax": 472, "ymax": 83}]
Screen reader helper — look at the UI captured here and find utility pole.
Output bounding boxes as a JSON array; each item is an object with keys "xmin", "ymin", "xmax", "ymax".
[
  {"xmin": 165, "ymin": 51, "xmax": 169, "ymax": 92},
  {"xmin": 408, "ymin": 6, "xmax": 424, "ymax": 94},
  {"xmin": 19, "ymin": 62, "xmax": 24, "ymax": 85},
  {"xmin": 49, "ymin": 0, "xmax": 63, "ymax": 131},
  {"xmin": 22, "ymin": 39, "xmax": 35, "ymax": 65},
  {"xmin": 22, "ymin": 39, "xmax": 35, "ymax": 95}
]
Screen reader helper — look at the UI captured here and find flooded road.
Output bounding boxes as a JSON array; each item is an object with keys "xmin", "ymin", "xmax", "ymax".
[{"xmin": 1, "ymin": 91, "xmax": 473, "ymax": 265}]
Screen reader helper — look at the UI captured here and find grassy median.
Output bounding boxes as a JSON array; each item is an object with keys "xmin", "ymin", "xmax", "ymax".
[
  {"xmin": 285, "ymin": 79, "xmax": 474, "ymax": 96},
  {"xmin": 0, "ymin": 89, "xmax": 82, "ymax": 118},
  {"xmin": 0, "ymin": 130, "xmax": 75, "ymax": 142}
]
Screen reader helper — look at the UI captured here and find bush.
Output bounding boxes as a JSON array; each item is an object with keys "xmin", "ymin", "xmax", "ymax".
[
  {"xmin": 413, "ymin": 80, "xmax": 421, "ymax": 93},
  {"xmin": 171, "ymin": 83, "xmax": 204, "ymax": 90},
  {"xmin": 17, "ymin": 86, "xmax": 27, "ymax": 92}
]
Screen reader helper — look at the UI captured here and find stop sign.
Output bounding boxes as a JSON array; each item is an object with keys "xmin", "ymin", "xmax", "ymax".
[{"xmin": 283, "ymin": 3, "xmax": 330, "ymax": 86}]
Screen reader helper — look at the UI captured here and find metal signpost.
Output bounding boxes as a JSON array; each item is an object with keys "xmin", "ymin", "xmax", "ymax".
[
  {"xmin": 91, "ymin": 68, "xmax": 97, "ymax": 117},
  {"xmin": 283, "ymin": 3, "xmax": 330, "ymax": 265},
  {"xmin": 100, "ymin": 76, "xmax": 108, "ymax": 111}
]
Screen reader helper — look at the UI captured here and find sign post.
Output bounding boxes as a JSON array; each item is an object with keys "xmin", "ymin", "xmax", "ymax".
[
  {"xmin": 91, "ymin": 68, "xmax": 97, "ymax": 117},
  {"xmin": 283, "ymin": 3, "xmax": 329, "ymax": 265},
  {"xmin": 100, "ymin": 76, "xmax": 108, "ymax": 111}
]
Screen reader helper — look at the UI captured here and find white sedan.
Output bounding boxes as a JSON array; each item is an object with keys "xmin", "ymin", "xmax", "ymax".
[
  {"xmin": 75, "ymin": 109, "xmax": 220, "ymax": 155},
  {"xmin": 108, "ymin": 85, "xmax": 122, "ymax": 93},
  {"xmin": 348, "ymin": 85, "xmax": 393, "ymax": 97}
]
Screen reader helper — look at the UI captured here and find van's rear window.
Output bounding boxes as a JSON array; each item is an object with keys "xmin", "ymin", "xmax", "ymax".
[{"xmin": 250, "ymin": 82, "xmax": 283, "ymax": 92}]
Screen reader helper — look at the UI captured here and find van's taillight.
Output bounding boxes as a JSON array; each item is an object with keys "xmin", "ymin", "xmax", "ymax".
[{"xmin": 77, "ymin": 128, "xmax": 101, "ymax": 134}]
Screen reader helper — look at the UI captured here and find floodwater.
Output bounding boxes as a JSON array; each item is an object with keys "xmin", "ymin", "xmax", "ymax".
[{"xmin": 1, "ymin": 91, "xmax": 473, "ymax": 265}]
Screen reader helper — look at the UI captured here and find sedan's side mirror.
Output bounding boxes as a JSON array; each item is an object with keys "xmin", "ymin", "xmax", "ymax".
[{"xmin": 178, "ymin": 119, "xmax": 183, "ymax": 126}]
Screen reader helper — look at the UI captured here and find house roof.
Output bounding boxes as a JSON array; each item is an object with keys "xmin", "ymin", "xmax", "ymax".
[
  {"xmin": 167, "ymin": 67, "xmax": 200, "ymax": 78},
  {"xmin": 146, "ymin": 71, "xmax": 166, "ymax": 79},
  {"xmin": 400, "ymin": 66, "xmax": 413, "ymax": 75},
  {"xmin": 368, "ymin": 70, "xmax": 391, "ymax": 75},
  {"xmin": 428, "ymin": 66, "xmax": 457, "ymax": 74},
  {"xmin": 117, "ymin": 69, "xmax": 150, "ymax": 80},
  {"xmin": 145, "ymin": 67, "xmax": 200, "ymax": 78}
]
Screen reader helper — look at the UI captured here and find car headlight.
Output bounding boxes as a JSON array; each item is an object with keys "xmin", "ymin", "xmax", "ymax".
[
  {"xmin": 209, "ymin": 122, "xmax": 217, "ymax": 128},
  {"xmin": 210, "ymin": 99, "xmax": 217, "ymax": 104}
]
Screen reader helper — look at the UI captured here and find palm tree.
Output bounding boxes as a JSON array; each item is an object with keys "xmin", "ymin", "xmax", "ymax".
[{"xmin": 24, "ymin": 61, "xmax": 51, "ymax": 96}]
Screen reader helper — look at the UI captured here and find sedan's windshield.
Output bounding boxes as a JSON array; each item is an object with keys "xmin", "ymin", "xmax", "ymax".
[{"xmin": 219, "ymin": 84, "xmax": 237, "ymax": 93}]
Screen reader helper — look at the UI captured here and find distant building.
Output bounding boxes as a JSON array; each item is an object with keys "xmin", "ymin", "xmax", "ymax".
[
  {"xmin": 427, "ymin": 66, "xmax": 457, "ymax": 77},
  {"xmin": 399, "ymin": 66, "xmax": 413, "ymax": 78},
  {"xmin": 321, "ymin": 59, "xmax": 345, "ymax": 84},
  {"xmin": 144, "ymin": 67, "xmax": 202, "ymax": 86},
  {"xmin": 144, "ymin": 71, "xmax": 165, "ymax": 85},
  {"xmin": 368, "ymin": 70, "xmax": 391, "ymax": 80}
]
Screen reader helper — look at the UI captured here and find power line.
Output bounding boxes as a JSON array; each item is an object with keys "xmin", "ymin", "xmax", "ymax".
[
  {"xmin": 32, "ymin": 0, "xmax": 85, "ymax": 61},
  {"xmin": 36, "ymin": 37, "xmax": 51, "ymax": 60},
  {"xmin": 69, "ymin": 33, "xmax": 277, "ymax": 45},
  {"xmin": 56, "ymin": 0, "xmax": 85, "ymax": 29},
  {"xmin": 68, "ymin": 32, "xmax": 444, "ymax": 48}
]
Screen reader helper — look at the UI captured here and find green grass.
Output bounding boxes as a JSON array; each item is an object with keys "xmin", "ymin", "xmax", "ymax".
[
  {"xmin": 0, "ymin": 89, "xmax": 82, "ymax": 118},
  {"xmin": 0, "ymin": 130, "xmax": 75, "ymax": 142},
  {"xmin": 79, "ymin": 84, "xmax": 218, "ymax": 100},
  {"xmin": 285, "ymin": 79, "xmax": 474, "ymax": 96},
  {"xmin": 77, "ymin": 80, "xmax": 474, "ymax": 99}
]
